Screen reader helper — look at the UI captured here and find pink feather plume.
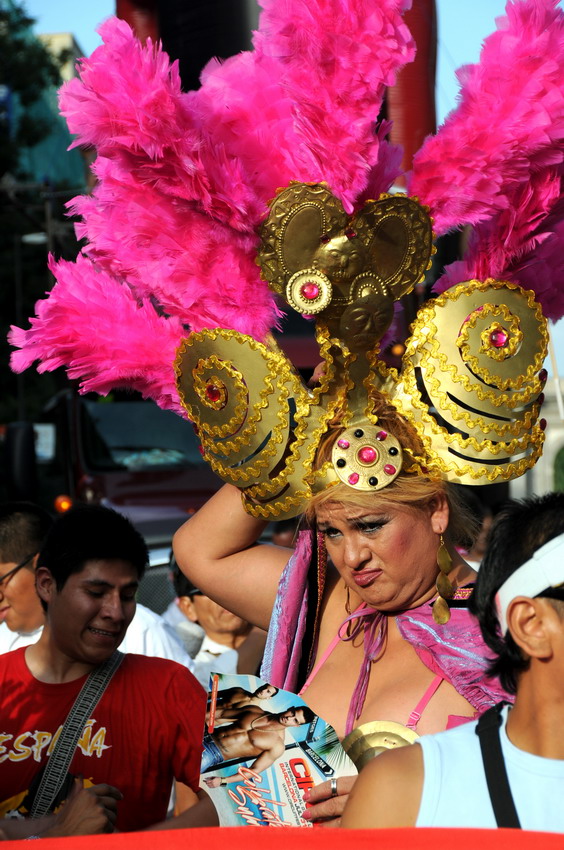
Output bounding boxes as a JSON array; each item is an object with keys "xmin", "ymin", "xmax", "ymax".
[
  {"xmin": 409, "ymin": 0, "xmax": 564, "ymax": 320},
  {"xmin": 9, "ymin": 256, "xmax": 187, "ymax": 414},
  {"xmin": 11, "ymin": 1, "xmax": 415, "ymax": 408}
]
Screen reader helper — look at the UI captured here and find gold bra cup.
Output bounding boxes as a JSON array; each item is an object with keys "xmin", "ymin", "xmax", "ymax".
[{"xmin": 341, "ymin": 720, "xmax": 419, "ymax": 772}]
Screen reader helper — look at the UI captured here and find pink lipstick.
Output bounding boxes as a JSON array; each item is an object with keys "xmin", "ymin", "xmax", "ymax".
[{"xmin": 352, "ymin": 570, "xmax": 382, "ymax": 587}]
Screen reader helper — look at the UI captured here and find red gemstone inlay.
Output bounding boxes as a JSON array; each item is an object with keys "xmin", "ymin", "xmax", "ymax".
[
  {"xmin": 384, "ymin": 464, "xmax": 397, "ymax": 476},
  {"xmin": 376, "ymin": 430, "xmax": 388, "ymax": 441},
  {"xmin": 540, "ymin": 418, "xmax": 547, "ymax": 431},
  {"xmin": 301, "ymin": 282, "xmax": 320, "ymax": 300},
  {"xmin": 205, "ymin": 384, "xmax": 222, "ymax": 402},
  {"xmin": 337, "ymin": 439, "xmax": 350, "ymax": 449},
  {"xmin": 358, "ymin": 446, "xmax": 377, "ymax": 464},
  {"xmin": 540, "ymin": 368, "xmax": 548, "ymax": 383},
  {"xmin": 348, "ymin": 472, "xmax": 360, "ymax": 485},
  {"xmin": 490, "ymin": 329, "xmax": 509, "ymax": 348}
]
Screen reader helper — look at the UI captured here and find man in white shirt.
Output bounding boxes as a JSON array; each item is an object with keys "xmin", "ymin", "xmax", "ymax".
[
  {"xmin": 341, "ymin": 492, "xmax": 564, "ymax": 833},
  {"xmin": 165, "ymin": 565, "xmax": 266, "ymax": 680}
]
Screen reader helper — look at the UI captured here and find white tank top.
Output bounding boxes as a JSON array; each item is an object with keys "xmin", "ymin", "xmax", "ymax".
[{"xmin": 417, "ymin": 705, "xmax": 564, "ymax": 832}]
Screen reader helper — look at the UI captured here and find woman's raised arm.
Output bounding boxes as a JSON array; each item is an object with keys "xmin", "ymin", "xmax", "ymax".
[{"xmin": 172, "ymin": 484, "xmax": 291, "ymax": 630}]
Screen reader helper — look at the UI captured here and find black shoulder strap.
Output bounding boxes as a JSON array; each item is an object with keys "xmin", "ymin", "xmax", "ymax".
[
  {"xmin": 475, "ymin": 703, "xmax": 521, "ymax": 829},
  {"xmin": 30, "ymin": 650, "xmax": 125, "ymax": 819}
]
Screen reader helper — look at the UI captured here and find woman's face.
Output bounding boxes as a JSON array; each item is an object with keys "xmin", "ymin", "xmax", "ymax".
[{"xmin": 315, "ymin": 496, "xmax": 449, "ymax": 612}]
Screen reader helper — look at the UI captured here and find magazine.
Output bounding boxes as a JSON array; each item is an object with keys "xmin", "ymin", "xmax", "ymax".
[{"xmin": 200, "ymin": 672, "xmax": 357, "ymax": 827}]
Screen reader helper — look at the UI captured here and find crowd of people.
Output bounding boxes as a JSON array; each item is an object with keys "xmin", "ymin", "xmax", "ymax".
[{"xmin": 2, "ymin": 489, "xmax": 564, "ymax": 836}]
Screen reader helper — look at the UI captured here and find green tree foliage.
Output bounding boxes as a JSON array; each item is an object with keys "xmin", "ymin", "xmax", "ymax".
[
  {"xmin": 0, "ymin": 1, "xmax": 78, "ymax": 424},
  {"xmin": 0, "ymin": 0, "xmax": 67, "ymax": 177}
]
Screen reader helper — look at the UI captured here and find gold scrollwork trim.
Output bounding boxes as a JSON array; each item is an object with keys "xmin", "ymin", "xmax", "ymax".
[
  {"xmin": 201, "ymin": 379, "xmax": 291, "ymax": 484},
  {"xmin": 389, "ymin": 393, "xmax": 544, "ymax": 483},
  {"xmin": 405, "ymin": 280, "xmax": 547, "ymax": 406},
  {"xmin": 243, "ymin": 489, "xmax": 311, "ymax": 519},
  {"xmin": 459, "ymin": 305, "xmax": 525, "ymax": 375},
  {"xmin": 401, "ymin": 355, "xmax": 540, "ymax": 440},
  {"xmin": 176, "ymin": 329, "xmax": 294, "ymax": 482},
  {"xmin": 176, "ymin": 329, "xmax": 274, "ymax": 445},
  {"xmin": 396, "ymin": 373, "xmax": 537, "ymax": 455}
]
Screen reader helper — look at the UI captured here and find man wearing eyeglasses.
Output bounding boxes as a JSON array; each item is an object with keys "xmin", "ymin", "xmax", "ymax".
[{"xmin": 0, "ymin": 503, "xmax": 52, "ymax": 652}]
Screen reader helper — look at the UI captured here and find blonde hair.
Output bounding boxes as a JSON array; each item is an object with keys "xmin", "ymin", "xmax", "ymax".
[{"xmin": 308, "ymin": 392, "xmax": 477, "ymax": 546}]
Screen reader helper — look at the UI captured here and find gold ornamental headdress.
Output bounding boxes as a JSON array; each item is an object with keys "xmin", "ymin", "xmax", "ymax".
[
  {"xmin": 10, "ymin": 1, "xmax": 562, "ymax": 524},
  {"xmin": 175, "ymin": 182, "xmax": 548, "ymax": 519}
]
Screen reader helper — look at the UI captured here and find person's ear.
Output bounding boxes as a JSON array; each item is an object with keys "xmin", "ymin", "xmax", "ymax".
[
  {"xmin": 506, "ymin": 596, "xmax": 554, "ymax": 661},
  {"xmin": 429, "ymin": 492, "xmax": 450, "ymax": 535},
  {"xmin": 178, "ymin": 595, "xmax": 199, "ymax": 623},
  {"xmin": 35, "ymin": 566, "xmax": 56, "ymax": 607}
]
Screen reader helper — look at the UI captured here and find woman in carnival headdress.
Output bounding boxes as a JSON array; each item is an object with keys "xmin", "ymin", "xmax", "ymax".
[{"xmin": 10, "ymin": 0, "xmax": 564, "ymax": 823}]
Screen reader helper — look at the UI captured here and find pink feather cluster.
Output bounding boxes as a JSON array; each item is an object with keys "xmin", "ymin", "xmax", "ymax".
[
  {"xmin": 11, "ymin": 0, "xmax": 415, "ymax": 409},
  {"xmin": 9, "ymin": 256, "xmax": 187, "ymax": 415},
  {"xmin": 409, "ymin": 0, "xmax": 564, "ymax": 320}
]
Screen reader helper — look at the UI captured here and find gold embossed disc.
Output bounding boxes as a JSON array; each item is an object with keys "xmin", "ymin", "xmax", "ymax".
[{"xmin": 341, "ymin": 721, "xmax": 419, "ymax": 772}]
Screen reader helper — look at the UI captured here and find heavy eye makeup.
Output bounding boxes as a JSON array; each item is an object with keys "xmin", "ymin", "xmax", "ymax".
[
  {"xmin": 318, "ymin": 516, "xmax": 389, "ymax": 538},
  {"xmin": 350, "ymin": 517, "xmax": 388, "ymax": 534}
]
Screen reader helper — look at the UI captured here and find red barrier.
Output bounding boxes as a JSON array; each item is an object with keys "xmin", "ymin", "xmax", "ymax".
[{"xmin": 2, "ymin": 826, "xmax": 562, "ymax": 849}]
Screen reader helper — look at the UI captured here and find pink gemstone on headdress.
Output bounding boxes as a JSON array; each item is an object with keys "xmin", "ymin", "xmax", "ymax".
[
  {"xmin": 384, "ymin": 464, "xmax": 396, "ymax": 475},
  {"xmin": 490, "ymin": 328, "xmax": 508, "ymax": 348},
  {"xmin": 348, "ymin": 473, "xmax": 360, "ymax": 485},
  {"xmin": 205, "ymin": 384, "xmax": 222, "ymax": 402},
  {"xmin": 301, "ymin": 282, "xmax": 320, "ymax": 300},
  {"xmin": 345, "ymin": 228, "xmax": 357, "ymax": 239},
  {"xmin": 358, "ymin": 446, "xmax": 377, "ymax": 464},
  {"xmin": 375, "ymin": 430, "xmax": 388, "ymax": 441},
  {"xmin": 337, "ymin": 439, "xmax": 350, "ymax": 449}
]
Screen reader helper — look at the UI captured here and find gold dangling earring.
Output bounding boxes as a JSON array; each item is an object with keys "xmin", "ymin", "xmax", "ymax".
[{"xmin": 432, "ymin": 534, "xmax": 454, "ymax": 624}]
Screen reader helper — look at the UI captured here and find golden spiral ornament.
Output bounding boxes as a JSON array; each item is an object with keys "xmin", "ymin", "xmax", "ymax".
[
  {"xmin": 393, "ymin": 280, "xmax": 548, "ymax": 484},
  {"xmin": 175, "ymin": 329, "xmax": 299, "ymax": 485}
]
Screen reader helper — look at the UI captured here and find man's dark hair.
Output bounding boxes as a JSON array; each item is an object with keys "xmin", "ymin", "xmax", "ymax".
[
  {"xmin": 38, "ymin": 505, "xmax": 148, "ymax": 603},
  {"xmin": 469, "ymin": 492, "xmax": 564, "ymax": 694},
  {"xmin": 0, "ymin": 502, "xmax": 53, "ymax": 564}
]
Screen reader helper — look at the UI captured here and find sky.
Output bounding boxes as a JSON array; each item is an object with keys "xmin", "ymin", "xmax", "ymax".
[
  {"xmin": 20, "ymin": 0, "xmax": 564, "ymax": 373},
  {"xmin": 23, "ymin": 0, "xmax": 514, "ymax": 124}
]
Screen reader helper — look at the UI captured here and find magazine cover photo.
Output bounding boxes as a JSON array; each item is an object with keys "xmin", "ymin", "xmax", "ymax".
[{"xmin": 201, "ymin": 673, "xmax": 356, "ymax": 826}]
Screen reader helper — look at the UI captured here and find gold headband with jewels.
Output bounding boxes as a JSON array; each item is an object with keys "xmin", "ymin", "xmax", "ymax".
[{"xmin": 175, "ymin": 182, "xmax": 548, "ymax": 519}]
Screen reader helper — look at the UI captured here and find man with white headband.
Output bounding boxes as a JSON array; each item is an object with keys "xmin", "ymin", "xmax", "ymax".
[{"xmin": 342, "ymin": 492, "xmax": 564, "ymax": 832}]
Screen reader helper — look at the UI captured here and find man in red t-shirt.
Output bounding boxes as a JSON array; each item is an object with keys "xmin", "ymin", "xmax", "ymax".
[{"xmin": 0, "ymin": 505, "xmax": 215, "ymax": 834}]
